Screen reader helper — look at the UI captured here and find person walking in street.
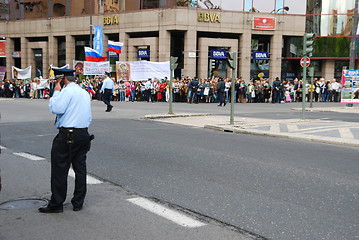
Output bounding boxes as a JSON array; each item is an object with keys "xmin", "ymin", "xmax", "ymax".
[
  {"xmin": 39, "ymin": 68, "xmax": 93, "ymax": 213},
  {"xmin": 100, "ymin": 72, "xmax": 114, "ymax": 112},
  {"xmin": 216, "ymin": 77, "xmax": 226, "ymax": 106}
]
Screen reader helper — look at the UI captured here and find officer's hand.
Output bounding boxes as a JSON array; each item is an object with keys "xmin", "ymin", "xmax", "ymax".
[{"xmin": 54, "ymin": 78, "xmax": 62, "ymax": 91}]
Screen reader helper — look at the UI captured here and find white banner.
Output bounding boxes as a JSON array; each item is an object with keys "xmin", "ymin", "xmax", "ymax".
[
  {"xmin": 83, "ymin": 61, "xmax": 110, "ymax": 75},
  {"xmin": 12, "ymin": 66, "xmax": 32, "ymax": 79},
  {"xmin": 116, "ymin": 61, "xmax": 170, "ymax": 81}
]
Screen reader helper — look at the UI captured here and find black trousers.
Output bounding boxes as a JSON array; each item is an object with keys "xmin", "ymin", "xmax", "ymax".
[
  {"xmin": 217, "ymin": 91, "xmax": 225, "ymax": 105},
  {"xmin": 49, "ymin": 129, "xmax": 91, "ymax": 209},
  {"xmin": 102, "ymin": 89, "xmax": 113, "ymax": 109}
]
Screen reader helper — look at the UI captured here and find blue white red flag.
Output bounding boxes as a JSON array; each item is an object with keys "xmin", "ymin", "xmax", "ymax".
[
  {"xmin": 108, "ymin": 40, "xmax": 124, "ymax": 54},
  {"xmin": 84, "ymin": 47, "xmax": 107, "ymax": 62}
]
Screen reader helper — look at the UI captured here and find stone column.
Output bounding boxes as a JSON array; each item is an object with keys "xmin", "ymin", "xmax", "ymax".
[
  {"xmin": 322, "ymin": 60, "xmax": 335, "ymax": 80},
  {"xmin": 65, "ymin": 35, "xmax": 75, "ymax": 67},
  {"xmin": 6, "ymin": 38, "xmax": 15, "ymax": 80},
  {"xmin": 48, "ymin": 36, "xmax": 58, "ymax": 67},
  {"xmin": 270, "ymin": 33, "xmax": 282, "ymax": 81},
  {"xmin": 239, "ymin": 31, "xmax": 251, "ymax": 81},
  {"xmin": 184, "ymin": 30, "xmax": 197, "ymax": 78},
  {"xmin": 20, "ymin": 37, "xmax": 28, "ymax": 69},
  {"xmin": 158, "ymin": 29, "xmax": 170, "ymax": 62},
  {"xmin": 119, "ymin": 32, "xmax": 128, "ymax": 61}
]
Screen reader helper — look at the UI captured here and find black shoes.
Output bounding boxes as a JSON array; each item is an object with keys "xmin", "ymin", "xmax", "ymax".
[
  {"xmin": 73, "ymin": 206, "xmax": 83, "ymax": 212},
  {"xmin": 38, "ymin": 205, "xmax": 63, "ymax": 213},
  {"xmin": 105, "ymin": 105, "xmax": 113, "ymax": 112}
]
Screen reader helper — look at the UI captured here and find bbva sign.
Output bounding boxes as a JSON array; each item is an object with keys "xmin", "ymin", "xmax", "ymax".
[
  {"xmin": 197, "ymin": 12, "xmax": 221, "ymax": 23},
  {"xmin": 253, "ymin": 51, "xmax": 269, "ymax": 60}
]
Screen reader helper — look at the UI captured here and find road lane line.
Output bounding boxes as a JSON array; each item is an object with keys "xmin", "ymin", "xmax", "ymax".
[
  {"xmin": 127, "ymin": 197, "xmax": 206, "ymax": 228},
  {"xmin": 0, "ymin": 145, "xmax": 6, "ymax": 150},
  {"xmin": 13, "ymin": 152, "xmax": 45, "ymax": 161},
  {"xmin": 68, "ymin": 168, "xmax": 103, "ymax": 185}
]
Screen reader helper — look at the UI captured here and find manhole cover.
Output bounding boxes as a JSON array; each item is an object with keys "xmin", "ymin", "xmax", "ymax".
[{"xmin": 0, "ymin": 199, "xmax": 47, "ymax": 210}]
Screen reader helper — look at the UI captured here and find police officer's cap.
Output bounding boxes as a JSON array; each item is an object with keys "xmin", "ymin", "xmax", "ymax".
[
  {"xmin": 53, "ymin": 68, "xmax": 75, "ymax": 79},
  {"xmin": 104, "ymin": 71, "xmax": 110, "ymax": 76}
]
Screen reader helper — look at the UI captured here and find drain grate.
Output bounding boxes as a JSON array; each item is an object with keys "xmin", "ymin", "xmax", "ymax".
[{"xmin": 0, "ymin": 199, "xmax": 47, "ymax": 210}]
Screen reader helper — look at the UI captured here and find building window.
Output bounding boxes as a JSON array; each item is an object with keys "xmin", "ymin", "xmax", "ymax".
[{"xmin": 141, "ymin": 0, "xmax": 159, "ymax": 9}]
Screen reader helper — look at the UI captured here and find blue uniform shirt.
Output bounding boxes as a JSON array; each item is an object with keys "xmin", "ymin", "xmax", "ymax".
[
  {"xmin": 49, "ymin": 82, "xmax": 92, "ymax": 129},
  {"xmin": 100, "ymin": 77, "xmax": 114, "ymax": 93}
]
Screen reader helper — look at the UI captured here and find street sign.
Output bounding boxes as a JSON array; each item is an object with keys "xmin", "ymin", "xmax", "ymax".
[{"xmin": 300, "ymin": 57, "xmax": 310, "ymax": 67}]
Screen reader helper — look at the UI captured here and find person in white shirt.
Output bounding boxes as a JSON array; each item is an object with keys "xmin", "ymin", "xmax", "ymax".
[{"xmin": 100, "ymin": 72, "xmax": 115, "ymax": 112}]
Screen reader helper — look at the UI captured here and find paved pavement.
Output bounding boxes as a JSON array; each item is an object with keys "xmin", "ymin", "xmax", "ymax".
[{"xmin": 145, "ymin": 106, "xmax": 359, "ymax": 148}]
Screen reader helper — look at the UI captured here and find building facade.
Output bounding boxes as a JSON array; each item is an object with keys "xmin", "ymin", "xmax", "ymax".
[{"xmin": 1, "ymin": 0, "xmax": 354, "ymax": 82}]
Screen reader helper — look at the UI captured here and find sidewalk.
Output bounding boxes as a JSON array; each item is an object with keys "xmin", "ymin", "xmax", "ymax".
[
  {"xmin": 0, "ymin": 146, "xmax": 255, "ymax": 240},
  {"xmin": 145, "ymin": 106, "xmax": 359, "ymax": 148}
]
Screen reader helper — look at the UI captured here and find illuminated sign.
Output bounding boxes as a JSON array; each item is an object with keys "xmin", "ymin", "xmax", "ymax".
[
  {"xmin": 253, "ymin": 51, "xmax": 269, "ymax": 60},
  {"xmin": 197, "ymin": 12, "xmax": 221, "ymax": 23},
  {"xmin": 253, "ymin": 17, "xmax": 276, "ymax": 30},
  {"xmin": 138, "ymin": 49, "xmax": 150, "ymax": 58},
  {"xmin": 210, "ymin": 50, "xmax": 227, "ymax": 59},
  {"xmin": 104, "ymin": 16, "xmax": 119, "ymax": 25}
]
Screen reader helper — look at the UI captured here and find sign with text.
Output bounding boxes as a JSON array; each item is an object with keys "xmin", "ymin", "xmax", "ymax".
[
  {"xmin": 253, "ymin": 51, "xmax": 269, "ymax": 60},
  {"xmin": 83, "ymin": 61, "xmax": 110, "ymax": 75},
  {"xmin": 210, "ymin": 50, "xmax": 227, "ymax": 59},
  {"xmin": 138, "ymin": 49, "xmax": 150, "ymax": 58},
  {"xmin": 0, "ymin": 40, "xmax": 5, "ymax": 57},
  {"xmin": 341, "ymin": 70, "xmax": 359, "ymax": 104},
  {"xmin": 253, "ymin": 17, "xmax": 276, "ymax": 30}
]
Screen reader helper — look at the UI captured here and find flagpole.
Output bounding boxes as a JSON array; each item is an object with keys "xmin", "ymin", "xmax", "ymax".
[{"xmin": 90, "ymin": 0, "xmax": 93, "ymax": 48}]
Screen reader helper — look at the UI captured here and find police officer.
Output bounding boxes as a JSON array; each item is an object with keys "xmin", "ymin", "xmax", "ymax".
[
  {"xmin": 100, "ymin": 71, "xmax": 114, "ymax": 112},
  {"xmin": 39, "ymin": 69, "xmax": 93, "ymax": 213}
]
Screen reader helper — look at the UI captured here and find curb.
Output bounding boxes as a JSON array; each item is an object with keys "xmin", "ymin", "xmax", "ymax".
[
  {"xmin": 204, "ymin": 124, "xmax": 359, "ymax": 148},
  {"xmin": 144, "ymin": 113, "xmax": 212, "ymax": 119}
]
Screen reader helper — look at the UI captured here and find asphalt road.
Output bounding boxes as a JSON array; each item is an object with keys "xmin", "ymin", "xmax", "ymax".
[{"xmin": 1, "ymin": 99, "xmax": 358, "ymax": 240}]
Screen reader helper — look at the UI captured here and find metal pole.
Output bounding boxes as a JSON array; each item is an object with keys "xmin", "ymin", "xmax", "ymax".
[
  {"xmin": 90, "ymin": 0, "xmax": 93, "ymax": 48},
  {"xmin": 168, "ymin": 75, "xmax": 174, "ymax": 114},
  {"xmin": 302, "ymin": 59, "xmax": 307, "ymax": 120},
  {"xmin": 230, "ymin": 52, "xmax": 237, "ymax": 125},
  {"xmin": 350, "ymin": 0, "xmax": 359, "ymax": 70},
  {"xmin": 348, "ymin": 0, "xmax": 358, "ymax": 107}
]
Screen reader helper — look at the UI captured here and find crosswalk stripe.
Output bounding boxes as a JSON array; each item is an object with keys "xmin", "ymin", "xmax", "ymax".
[
  {"xmin": 127, "ymin": 197, "xmax": 206, "ymax": 228},
  {"xmin": 13, "ymin": 152, "xmax": 45, "ymax": 161},
  {"xmin": 338, "ymin": 128, "xmax": 355, "ymax": 139},
  {"xmin": 68, "ymin": 168, "xmax": 103, "ymax": 185}
]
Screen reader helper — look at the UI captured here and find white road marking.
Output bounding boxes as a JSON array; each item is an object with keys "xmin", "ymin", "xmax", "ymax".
[
  {"xmin": 286, "ymin": 124, "xmax": 298, "ymax": 132},
  {"xmin": 338, "ymin": 128, "xmax": 355, "ymax": 139},
  {"xmin": 13, "ymin": 152, "xmax": 45, "ymax": 161},
  {"xmin": 270, "ymin": 123, "xmax": 280, "ymax": 133},
  {"xmin": 68, "ymin": 168, "xmax": 103, "ymax": 185},
  {"xmin": 0, "ymin": 145, "xmax": 6, "ymax": 150},
  {"xmin": 127, "ymin": 197, "xmax": 206, "ymax": 228}
]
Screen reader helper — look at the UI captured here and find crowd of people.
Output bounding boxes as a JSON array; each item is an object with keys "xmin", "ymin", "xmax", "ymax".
[{"xmin": 0, "ymin": 75, "xmax": 343, "ymax": 104}]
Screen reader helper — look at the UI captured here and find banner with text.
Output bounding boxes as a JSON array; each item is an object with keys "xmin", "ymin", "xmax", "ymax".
[
  {"xmin": 116, "ymin": 61, "xmax": 170, "ymax": 81},
  {"xmin": 83, "ymin": 61, "xmax": 110, "ymax": 75}
]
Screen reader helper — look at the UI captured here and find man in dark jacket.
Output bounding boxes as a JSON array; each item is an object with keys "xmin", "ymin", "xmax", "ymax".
[
  {"xmin": 272, "ymin": 77, "xmax": 282, "ymax": 103},
  {"xmin": 216, "ymin": 78, "xmax": 226, "ymax": 106},
  {"xmin": 188, "ymin": 78, "xmax": 199, "ymax": 103}
]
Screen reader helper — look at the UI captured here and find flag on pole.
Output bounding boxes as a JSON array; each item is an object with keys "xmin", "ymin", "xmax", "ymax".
[
  {"xmin": 84, "ymin": 47, "xmax": 107, "ymax": 62},
  {"xmin": 108, "ymin": 40, "xmax": 124, "ymax": 54}
]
